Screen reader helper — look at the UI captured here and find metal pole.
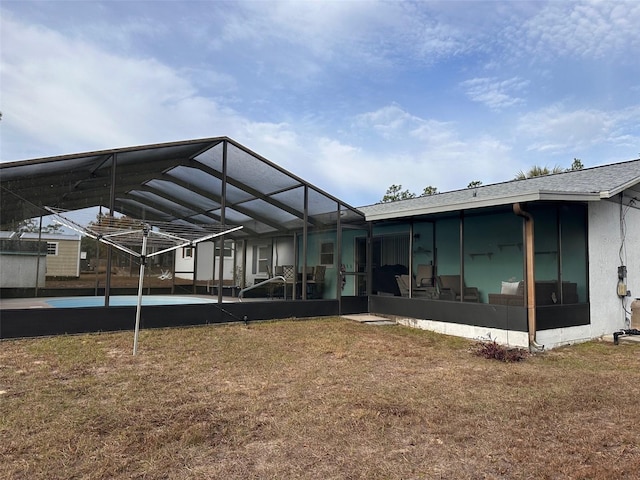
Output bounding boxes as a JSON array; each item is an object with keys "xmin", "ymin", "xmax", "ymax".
[
  {"xmin": 218, "ymin": 141, "xmax": 228, "ymax": 303},
  {"xmin": 133, "ymin": 225, "xmax": 149, "ymax": 355},
  {"xmin": 35, "ymin": 215, "xmax": 44, "ymax": 297},
  {"xmin": 105, "ymin": 154, "xmax": 117, "ymax": 307},
  {"xmin": 302, "ymin": 186, "xmax": 308, "ymax": 300},
  {"xmin": 336, "ymin": 203, "xmax": 342, "ymax": 312}
]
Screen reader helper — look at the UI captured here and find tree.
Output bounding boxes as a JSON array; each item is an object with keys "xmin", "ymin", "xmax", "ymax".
[
  {"xmin": 514, "ymin": 165, "xmax": 564, "ymax": 180},
  {"xmin": 380, "ymin": 184, "xmax": 416, "ymax": 203},
  {"xmin": 467, "ymin": 180, "xmax": 482, "ymax": 188},
  {"xmin": 380, "ymin": 184, "xmax": 440, "ymax": 203},
  {"xmin": 14, "ymin": 217, "xmax": 63, "ymax": 234},
  {"xmin": 567, "ymin": 158, "xmax": 584, "ymax": 171}
]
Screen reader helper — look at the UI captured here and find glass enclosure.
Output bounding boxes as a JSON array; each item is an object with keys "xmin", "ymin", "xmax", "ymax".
[
  {"xmin": 530, "ymin": 203, "xmax": 588, "ymax": 305},
  {"xmin": 369, "ymin": 204, "xmax": 588, "ymax": 305}
]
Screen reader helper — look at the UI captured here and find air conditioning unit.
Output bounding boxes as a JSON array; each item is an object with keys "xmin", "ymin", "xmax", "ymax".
[{"xmin": 632, "ymin": 299, "xmax": 640, "ymax": 330}]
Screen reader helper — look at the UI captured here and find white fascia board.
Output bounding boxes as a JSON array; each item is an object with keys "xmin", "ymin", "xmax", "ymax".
[
  {"xmin": 365, "ymin": 191, "xmax": 600, "ymax": 221},
  {"xmin": 365, "ymin": 192, "xmax": 542, "ymax": 221},
  {"xmin": 537, "ymin": 191, "xmax": 602, "ymax": 202},
  {"xmin": 600, "ymin": 177, "xmax": 640, "ymax": 199}
]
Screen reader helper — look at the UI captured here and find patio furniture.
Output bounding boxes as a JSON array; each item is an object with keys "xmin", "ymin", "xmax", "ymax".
[
  {"xmin": 395, "ymin": 274, "xmax": 436, "ymax": 298},
  {"xmin": 488, "ymin": 281, "xmax": 578, "ymax": 306},
  {"xmin": 436, "ymin": 275, "xmax": 480, "ymax": 302},
  {"xmin": 308, "ymin": 265, "xmax": 325, "ymax": 298},
  {"xmin": 416, "ymin": 264, "xmax": 434, "ymax": 287}
]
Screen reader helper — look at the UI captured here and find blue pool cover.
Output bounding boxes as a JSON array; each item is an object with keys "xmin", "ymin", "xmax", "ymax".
[{"xmin": 46, "ymin": 295, "xmax": 218, "ymax": 308}]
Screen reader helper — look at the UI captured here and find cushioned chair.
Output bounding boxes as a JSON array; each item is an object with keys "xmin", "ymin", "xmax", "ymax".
[
  {"xmin": 488, "ymin": 281, "xmax": 525, "ymax": 306},
  {"xmin": 488, "ymin": 281, "xmax": 579, "ymax": 306},
  {"xmin": 416, "ymin": 264, "xmax": 434, "ymax": 287},
  {"xmin": 395, "ymin": 274, "xmax": 431, "ymax": 298},
  {"xmin": 436, "ymin": 275, "xmax": 479, "ymax": 302}
]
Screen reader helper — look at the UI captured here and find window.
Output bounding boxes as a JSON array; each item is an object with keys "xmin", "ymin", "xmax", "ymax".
[
  {"xmin": 320, "ymin": 242, "xmax": 334, "ymax": 266},
  {"xmin": 215, "ymin": 242, "xmax": 233, "ymax": 257},
  {"xmin": 182, "ymin": 246, "xmax": 193, "ymax": 258},
  {"xmin": 253, "ymin": 245, "xmax": 269, "ymax": 274},
  {"xmin": 46, "ymin": 242, "xmax": 58, "ymax": 255}
]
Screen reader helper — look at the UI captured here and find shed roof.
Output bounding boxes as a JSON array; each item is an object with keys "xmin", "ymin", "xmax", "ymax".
[
  {"xmin": 359, "ymin": 159, "xmax": 640, "ymax": 221},
  {"xmin": 0, "ymin": 137, "xmax": 365, "ymax": 237}
]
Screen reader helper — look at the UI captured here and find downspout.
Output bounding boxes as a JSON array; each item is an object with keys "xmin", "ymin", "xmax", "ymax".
[{"xmin": 513, "ymin": 203, "xmax": 545, "ymax": 352}]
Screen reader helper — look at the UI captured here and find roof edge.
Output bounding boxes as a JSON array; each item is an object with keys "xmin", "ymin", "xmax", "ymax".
[
  {"xmin": 364, "ymin": 191, "xmax": 601, "ymax": 221},
  {"xmin": 599, "ymin": 176, "xmax": 640, "ymax": 198}
]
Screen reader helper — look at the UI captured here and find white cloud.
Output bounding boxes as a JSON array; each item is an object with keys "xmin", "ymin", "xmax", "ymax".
[
  {"xmin": 517, "ymin": 104, "xmax": 640, "ymax": 154},
  {"xmin": 460, "ymin": 77, "xmax": 528, "ymax": 110},
  {"xmin": 0, "ymin": 15, "xmax": 241, "ymax": 159},
  {"xmin": 325, "ymin": 104, "xmax": 514, "ymax": 202},
  {"xmin": 353, "ymin": 104, "xmax": 425, "ymax": 140},
  {"xmin": 520, "ymin": 1, "xmax": 640, "ymax": 61}
]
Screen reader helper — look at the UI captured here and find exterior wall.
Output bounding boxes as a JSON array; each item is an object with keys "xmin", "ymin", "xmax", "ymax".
[
  {"xmin": 0, "ymin": 253, "xmax": 46, "ymax": 287},
  {"xmin": 18, "ymin": 234, "xmax": 81, "ymax": 278},
  {"xmin": 175, "ymin": 245, "xmax": 195, "ymax": 280},
  {"xmin": 588, "ymin": 195, "xmax": 640, "ymax": 335},
  {"xmin": 44, "ymin": 239, "xmax": 81, "ymax": 277},
  {"xmin": 536, "ymin": 325, "xmax": 594, "ymax": 349},
  {"xmin": 395, "ymin": 317, "xmax": 529, "ymax": 348},
  {"xmin": 243, "ymin": 236, "xmax": 294, "ymax": 287},
  {"xmin": 195, "ymin": 242, "xmax": 235, "ymax": 282},
  {"xmin": 174, "ymin": 242, "xmax": 236, "ymax": 283}
]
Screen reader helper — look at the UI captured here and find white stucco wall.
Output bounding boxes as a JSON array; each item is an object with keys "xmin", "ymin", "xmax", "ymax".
[
  {"xmin": 588, "ymin": 195, "xmax": 639, "ymax": 337},
  {"xmin": 395, "ymin": 317, "xmax": 530, "ymax": 348}
]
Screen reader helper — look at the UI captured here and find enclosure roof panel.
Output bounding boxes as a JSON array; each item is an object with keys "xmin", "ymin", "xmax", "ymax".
[{"xmin": 0, "ymin": 137, "xmax": 364, "ymax": 237}]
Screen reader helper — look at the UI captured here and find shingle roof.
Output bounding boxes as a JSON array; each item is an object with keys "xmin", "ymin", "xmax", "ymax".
[{"xmin": 359, "ymin": 158, "xmax": 640, "ymax": 220}]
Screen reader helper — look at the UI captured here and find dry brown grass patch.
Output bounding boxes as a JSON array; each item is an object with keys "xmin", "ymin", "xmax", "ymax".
[{"xmin": 1, "ymin": 318, "xmax": 639, "ymax": 479}]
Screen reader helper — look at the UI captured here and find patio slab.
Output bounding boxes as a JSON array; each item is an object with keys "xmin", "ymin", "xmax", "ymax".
[{"xmin": 341, "ymin": 314, "xmax": 396, "ymax": 326}]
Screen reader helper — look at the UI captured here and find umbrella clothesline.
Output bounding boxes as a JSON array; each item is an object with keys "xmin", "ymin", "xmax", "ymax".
[{"xmin": 44, "ymin": 207, "xmax": 242, "ymax": 355}]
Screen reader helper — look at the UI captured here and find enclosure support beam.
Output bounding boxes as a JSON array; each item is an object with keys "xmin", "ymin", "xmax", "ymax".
[
  {"xmin": 218, "ymin": 141, "xmax": 228, "ymax": 304},
  {"xmin": 105, "ymin": 153, "xmax": 117, "ymax": 307}
]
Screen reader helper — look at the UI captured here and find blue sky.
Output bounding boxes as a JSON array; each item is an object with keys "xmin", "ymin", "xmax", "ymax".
[{"xmin": 1, "ymin": 0, "xmax": 639, "ymax": 207}]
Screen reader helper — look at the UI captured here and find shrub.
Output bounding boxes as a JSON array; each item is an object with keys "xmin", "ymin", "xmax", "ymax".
[{"xmin": 473, "ymin": 338, "xmax": 528, "ymax": 362}]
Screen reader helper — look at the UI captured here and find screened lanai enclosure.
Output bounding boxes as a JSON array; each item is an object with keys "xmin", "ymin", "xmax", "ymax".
[
  {"xmin": 0, "ymin": 138, "xmax": 370, "ymax": 338},
  {"xmin": 364, "ymin": 202, "xmax": 590, "ymax": 340}
]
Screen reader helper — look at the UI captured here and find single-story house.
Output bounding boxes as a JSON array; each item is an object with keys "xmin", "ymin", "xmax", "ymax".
[{"xmin": 1, "ymin": 138, "xmax": 638, "ymax": 349}]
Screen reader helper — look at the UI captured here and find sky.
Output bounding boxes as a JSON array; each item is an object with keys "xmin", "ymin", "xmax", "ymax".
[{"xmin": 1, "ymin": 0, "xmax": 639, "ymax": 208}]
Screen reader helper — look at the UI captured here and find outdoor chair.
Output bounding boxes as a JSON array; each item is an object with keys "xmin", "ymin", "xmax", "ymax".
[
  {"xmin": 158, "ymin": 270, "xmax": 172, "ymax": 280},
  {"xmin": 395, "ymin": 274, "xmax": 431, "ymax": 298},
  {"xmin": 309, "ymin": 265, "xmax": 325, "ymax": 298},
  {"xmin": 416, "ymin": 264, "xmax": 434, "ymax": 287},
  {"xmin": 436, "ymin": 275, "xmax": 479, "ymax": 302}
]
